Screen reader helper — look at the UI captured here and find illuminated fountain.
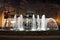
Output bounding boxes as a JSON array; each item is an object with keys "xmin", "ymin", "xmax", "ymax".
[
  {"xmin": 17, "ymin": 15, "xmax": 24, "ymax": 31},
  {"xmin": 13, "ymin": 14, "xmax": 24, "ymax": 31},
  {"xmin": 17, "ymin": 17, "xmax": 20, "ymax": 30},
  {"xmin": 13, "ymin": 14, "xmax": 17, "ymax": 30},
  {"xmin": 19, "ymin": 15, "xmax": 24, "ymax": 31},
  {"xmin": 37, "ymin": 15, "xmax": 41, "ymax": 31},
  {"xmin": 47, "ymin": 18, "xmax": 59, "ymax": 30},
  {"xmin": 31, "ymin": 14, "xmax": 36, "ymax": 31},
  {"xmin": 5, "ymin": 14, "xmax": 59, "ymax": 31},
  {"xmin": 40, "ymin": 15, "xmax": 47, "ymax": 31}
]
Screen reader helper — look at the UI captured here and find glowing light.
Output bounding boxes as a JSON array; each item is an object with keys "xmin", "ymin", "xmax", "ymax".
[{"xmin": 11, "ymin": 21, "xmax": 15, "ymax": 23}]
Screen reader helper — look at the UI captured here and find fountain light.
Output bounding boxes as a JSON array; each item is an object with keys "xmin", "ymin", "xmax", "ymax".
[{"xmin": 9, "ymin": 14, "xmax": 59, "ymax": 31}]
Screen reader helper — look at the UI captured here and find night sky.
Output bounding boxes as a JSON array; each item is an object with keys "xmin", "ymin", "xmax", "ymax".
[
  {"xmin": 0, "ymin": 0, "xmax": 60, "ymax": 18},
  {"xmin": 11, "ymin": 0, "xmax": 60, "ymax": 4},
  {"xmin": 1, "ymin": 0, "xmax": 60, "ymax": 6}
]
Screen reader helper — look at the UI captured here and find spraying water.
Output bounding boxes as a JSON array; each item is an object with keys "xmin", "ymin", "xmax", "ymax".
[
  {"xmin": 37, "ymin": 15, "xmax": 41, "ymax": 31},
  {"xmin": 12, "ymin": 14, "xmax": 59, "ymax": 31},
  {"xmin": 13, "ymin": 14, "xmax": 17, "ymax": 30},
  {"xmin": 47, "ymin": 18, "xmax": 59, "ymax": 30},
  {"xmin": 17, "ymin": 17, "xmax": 21, "ymax": 30},
  {"xmin": 41, "ymin": 15, "xmax": 46, "ymax": 31},
  {"xmin": 31, "ymin": 14, "xmax": 36, "ymax": 31},
  {"xmin": 19, "ymin": 15, "xmax": 24, "ymax": 31}
]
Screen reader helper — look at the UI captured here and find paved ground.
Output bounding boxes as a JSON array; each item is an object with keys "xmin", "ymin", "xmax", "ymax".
[{"xmin": 0, "ymin": 31, "xmax": 60, "ymax": 40}]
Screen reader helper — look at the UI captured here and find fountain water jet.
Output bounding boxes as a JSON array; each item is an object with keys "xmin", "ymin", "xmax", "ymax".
[
  {"xmin": 13, "ymin": 14, "xmax": 17, "ymax": 30},
  {"xmin": 11, "ymin": 14, "xmax": 59, "ymax": 31},
  {"xmin": 41, "ymin": 15, "xmax": 47, "ymax": 31},
  {"xmin": 19, "ymin": 15, "xmax": 24, "ymax": 31},
  {"xmin": 47, "ymin": 18, "xmax": 59, "ymax": 30},
  {"xmin": 31, "ymin": 14, "xmax": 36, "ymax": 31},
  {"xmin": 37, "ymin": 15, "xmax": 41, "ymax": 31},
  {"xmin": 17, "ymin": 17, "xmax": 21, "ymax": 30}
]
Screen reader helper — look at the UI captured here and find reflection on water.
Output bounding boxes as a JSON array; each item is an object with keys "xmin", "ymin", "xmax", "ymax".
[{"xmin": 2, "ymin": 14, "xmax": 59, "ymax": 31}]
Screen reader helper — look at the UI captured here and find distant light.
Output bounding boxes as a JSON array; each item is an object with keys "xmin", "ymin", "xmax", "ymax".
[
  {"xmin": 11, "ymin": 21, "xmax": 15, "ymax": 23},
  {"xmin": 7, "ymin": 21, "xmax": 8, "ymax": 22}
]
